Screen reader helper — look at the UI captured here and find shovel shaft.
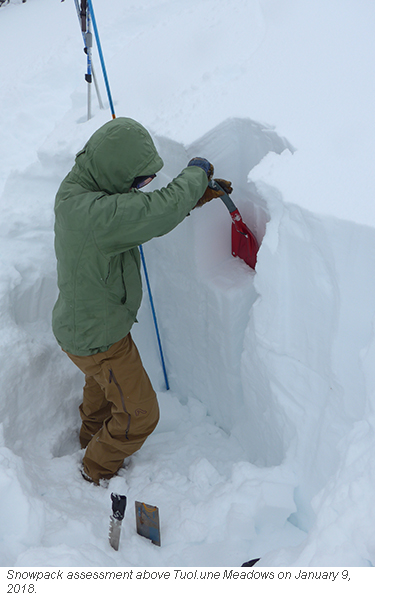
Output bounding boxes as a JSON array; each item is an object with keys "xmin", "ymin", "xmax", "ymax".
[
  {"xmin": 220, "ymin": 191, "xmax": 237, "ymax": 213},
  {"xmin": 208, "ymin": 181, "xmax": 237, "ymax": 213}
]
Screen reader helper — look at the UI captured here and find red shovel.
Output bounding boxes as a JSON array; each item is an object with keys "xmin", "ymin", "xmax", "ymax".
[{"xmin": 209, "ymin": 180, "xmax": 259, "ymax": 270}]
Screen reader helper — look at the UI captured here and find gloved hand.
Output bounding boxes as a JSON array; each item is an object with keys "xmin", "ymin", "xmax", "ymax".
[
  {"xmin": 187, "ymin": 157, "xmax": 214, "ymax": 181},
  {"xmin": 193, "ymin": 178, "xmax": 233, "ymax": 208}
]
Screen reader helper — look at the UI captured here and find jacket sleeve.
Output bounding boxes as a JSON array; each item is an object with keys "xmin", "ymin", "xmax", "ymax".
[{"xmin": 93, "ymin": 166, "xmax": 208, "ymax": 256}]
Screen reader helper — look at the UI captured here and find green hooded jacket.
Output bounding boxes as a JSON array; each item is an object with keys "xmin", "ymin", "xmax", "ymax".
[{"xmin": 52, "ymin": 117, "xmax": 208, "ymax": 356}]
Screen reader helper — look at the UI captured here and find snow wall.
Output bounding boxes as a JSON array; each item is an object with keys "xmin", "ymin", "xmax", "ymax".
[
  {"xmin": 141, "ymin": 118, "xmax": 375, "ymax": 540},
  {"xmin": 0, "ymin": 114, "xmax": 374, "ymax": 565}
]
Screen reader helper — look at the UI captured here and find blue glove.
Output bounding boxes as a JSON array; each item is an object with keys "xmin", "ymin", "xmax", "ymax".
[{"xmin": 187, "ymin": 157, "xmax": 214, "ymax": 180}]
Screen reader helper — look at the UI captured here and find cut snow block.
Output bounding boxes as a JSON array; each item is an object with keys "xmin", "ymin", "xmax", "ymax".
[{"xmin": 135, "ymin": 501, "xmax": 161, "ymax": 546}]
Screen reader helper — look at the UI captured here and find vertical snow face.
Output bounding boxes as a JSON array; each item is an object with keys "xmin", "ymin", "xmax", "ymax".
[
  {"xmin": 134, "ymin": 118, "xmax": 294, "ymax": 434},
  {"xmin": 137, "ymin": 119, "xmax": 374, "ymax": 536},
  {"xmin": 238, "ymin": 160, "xmax": 374, "ymax": 530}
]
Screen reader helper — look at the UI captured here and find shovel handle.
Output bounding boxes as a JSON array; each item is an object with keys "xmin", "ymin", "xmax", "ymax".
[
  {"xmin": 208, "ymin": 180, "xmax": 237, "ymax": 213},
  {"xmin": 111, "ymin": 493, "xmax": 127, "ymax": 521}
]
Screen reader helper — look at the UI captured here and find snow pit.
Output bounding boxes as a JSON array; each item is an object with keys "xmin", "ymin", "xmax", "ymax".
[{"xmin": 0, "ymin": 0, "xmax": 374, "ymax": 569}]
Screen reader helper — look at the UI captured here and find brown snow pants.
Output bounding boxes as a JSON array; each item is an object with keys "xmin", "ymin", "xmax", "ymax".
[{"xmin": 66, "ymin": 333, "xmax": 159, "ymax": 483}]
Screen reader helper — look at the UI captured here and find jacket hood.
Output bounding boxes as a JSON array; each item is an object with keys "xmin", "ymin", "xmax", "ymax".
[{"xmin": 71, "ymin": 117, "xmax": 164, "ymax": 194}]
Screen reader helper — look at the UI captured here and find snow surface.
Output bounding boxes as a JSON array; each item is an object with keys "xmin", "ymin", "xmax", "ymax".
[{"xmin": 0, "ymin": 0, "xmax": 374, "ymax": 570}]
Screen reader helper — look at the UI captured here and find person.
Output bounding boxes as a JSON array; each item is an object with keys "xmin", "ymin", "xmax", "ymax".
[{"xmin": 52, "ymin": 117, "xmax": 232, "ymax": 485}]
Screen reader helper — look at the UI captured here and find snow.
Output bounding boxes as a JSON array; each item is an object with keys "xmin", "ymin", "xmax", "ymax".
[{"xmin": 0, "ymin": 0, "xmax": 375, "ymax": 576}]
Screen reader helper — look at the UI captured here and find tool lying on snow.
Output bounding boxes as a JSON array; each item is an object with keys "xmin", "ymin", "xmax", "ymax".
[
  {"xmin": 109, "ymin": 493, "xmax": 127, "ymax": 550},
  {"xmin": 241, "ymin": 558, "xmax": 261, "ymax": 567},
  {"xmin": 209, "ymin": 180, "xmax": 259, "ymax": 270},
  {"xmin": 135, "ymin": 501, "xmax": 161, "ymax": 546}
]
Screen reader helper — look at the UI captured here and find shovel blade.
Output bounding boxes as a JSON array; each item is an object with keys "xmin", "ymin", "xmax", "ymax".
[
  {"xmin": 109, "ymin": 516, "xmax": 122, "ymax": 551},
  {"xmin": 212, "ymin": 181, "xmax": 259, "ymax": 270},
  {"xmin": 135, "ymin": 501, "xmax": 161, "ymax": 546},
  {"xmin": 230, "ymin": 210, "xmax": 259, "ymax": 270}
]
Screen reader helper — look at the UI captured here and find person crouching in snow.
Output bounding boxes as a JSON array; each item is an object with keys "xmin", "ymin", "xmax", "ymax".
[{"xmin": 52, "ymin": 117, "xmax": 232, "ymax": 485}]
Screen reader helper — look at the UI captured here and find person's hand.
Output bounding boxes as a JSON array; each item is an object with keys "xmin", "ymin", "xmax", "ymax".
[
  {"xmin": 193, "ymin": 179, "xmax": 233, "ymax": 208},
  {"xmin": 187, "ymin": 157, "xmax": 214, "ymax": 180}
]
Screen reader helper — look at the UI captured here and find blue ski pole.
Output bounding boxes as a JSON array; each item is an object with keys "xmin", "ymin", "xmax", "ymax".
[
  {"xmin": 84, "ymin": 0, "xmax": 170, "ymax": 389},
  {"xmin": 139, "ymin": 247, "xmax": 170, "ymax": 391},
  {"xmin": 86, "ymin": 0, "xmax": 116, "ymax": 119}
]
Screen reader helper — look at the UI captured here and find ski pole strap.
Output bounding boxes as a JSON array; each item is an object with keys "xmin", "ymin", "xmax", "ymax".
[
  {"xmin": 74, "ymin": 1, "xmax": 90, "ymax": 52},
  {"xmin": 80, "ymin": 0, "xmax": 87, "ymax": 32},
  {"xmin": 86, "ymin": 0, "xmax": 116, "ymax": 119}
]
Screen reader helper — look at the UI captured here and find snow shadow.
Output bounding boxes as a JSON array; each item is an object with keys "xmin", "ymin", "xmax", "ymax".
[{"xmin": 10, "ymin": 273, "xmax": 57, "ymax": 334}]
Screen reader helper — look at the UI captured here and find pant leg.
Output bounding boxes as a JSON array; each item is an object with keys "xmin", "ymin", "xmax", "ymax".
[
  {"xmin": 66, "ymin": 333, "xmax": 159, "ymax": 483},
  {"xmin": 79, "ymin": 375, "xmax": 112, "ymax": 449}
]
